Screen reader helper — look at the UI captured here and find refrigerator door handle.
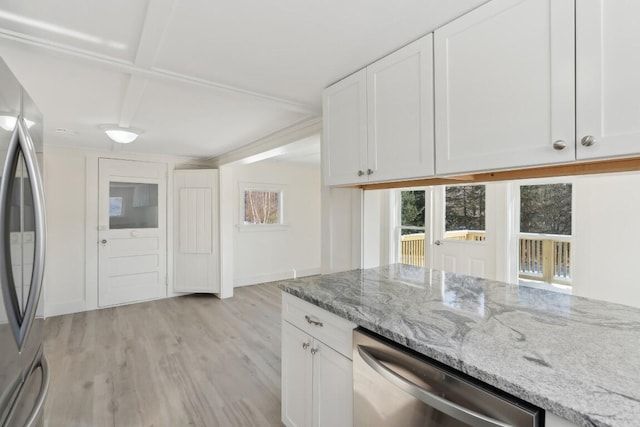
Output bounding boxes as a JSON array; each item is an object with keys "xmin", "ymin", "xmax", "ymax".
[
  {"xmin": 24, "ymin": 355, "xmax": 49, "ymax": 427},
  {"xmin": 0, "ymin": 116, "xmax": 47, "ymax": 351},
  {"xmin": 0, "ymin": 119, "xmax": 23, "ymax": 346}
]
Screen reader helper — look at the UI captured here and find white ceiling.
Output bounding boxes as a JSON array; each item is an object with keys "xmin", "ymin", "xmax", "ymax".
[{"xmin": 0, "ymin": 0, "xmax": 488, "ymax": 159}]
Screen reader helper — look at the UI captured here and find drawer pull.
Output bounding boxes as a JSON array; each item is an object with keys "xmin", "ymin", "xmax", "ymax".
[
  {"xmin": 311, "ymin": 348, "xmax": 319, "ymax": 355},
  {"xmin": 305, "ymin": 315, "xmax": 323, "ymax": 327},
  {"xmin": 302, "ymin": 342, "xmax": 310, "ymax": 350}
]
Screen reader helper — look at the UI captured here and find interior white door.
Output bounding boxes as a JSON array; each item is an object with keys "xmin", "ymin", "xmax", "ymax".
[
  {"xmin": 576, "ymin": 1, "xmax": 640, "ymax": 160},
  {"xmin": 98, "ymin": 159, "xmax": 167, "ymax": 307},
  {"xmin": 430, "ymin": 185, "xmax": 497, "ymax": 280}
]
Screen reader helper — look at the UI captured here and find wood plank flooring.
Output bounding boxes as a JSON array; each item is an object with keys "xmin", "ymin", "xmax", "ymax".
[{"xmin": 43, "ymin": 283, "xmax": 283, "ymax": 427}]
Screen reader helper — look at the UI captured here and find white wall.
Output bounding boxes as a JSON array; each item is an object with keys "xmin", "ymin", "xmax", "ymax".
[
  {"xmin": 44, "ymin": 146, "xmax": 206, "ymax": 317},
  {"xmin": 573, "ymin": 172, "xmax": 640, "ymax": 308},
  {"xmin": 229, "ymin": 160, "xmax": 321, "ymax": 287},
  {"xmin": 321, "ymin": 186, "xmax": 363, "ymax": 274}
]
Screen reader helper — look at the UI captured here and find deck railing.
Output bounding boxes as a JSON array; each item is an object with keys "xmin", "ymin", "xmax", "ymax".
[
  {"xmin": 519, "ymin": 236, "xmax": 571, "ymax": 285},
  {"xmin": 400, "ymin": 232, "xmax": 572, "ymax": 285},
  {"xmin": 400, "ymin": 233, "xmax": 426, "ymax": 267}
]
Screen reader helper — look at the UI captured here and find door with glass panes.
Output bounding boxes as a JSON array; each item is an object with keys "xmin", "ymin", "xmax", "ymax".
[{"xmin": 98, "ymin": 159, "xmax": 167, "ymax": 307}]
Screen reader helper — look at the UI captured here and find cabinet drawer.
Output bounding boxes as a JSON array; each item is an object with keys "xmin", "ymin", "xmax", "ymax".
[{"xmin": 282, "ymin": 292, "xmax": 356, "ymax": 359}]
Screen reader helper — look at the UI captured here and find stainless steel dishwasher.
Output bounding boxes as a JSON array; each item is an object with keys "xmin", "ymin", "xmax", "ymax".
[{"xmin": 353, "ymin": 329, "xmax": 542, "ymax": 427}]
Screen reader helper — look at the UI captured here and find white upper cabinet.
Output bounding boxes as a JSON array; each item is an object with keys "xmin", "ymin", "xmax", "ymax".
[
  {"xmin": 576, "ymin": 1, "xmax": 640, "ymax": 160},
  {"xmin": 323, "ymin": 34, "xmax": 434, "ymax": 186},
  {"xmin": 322, "ymin": 70, "xmax": 368, "ymax": 186},
  {"xmin": 434, "ymin": 0, "xmax": 575, "ymax": 175},
  {"xmin": 367, "ymin": 34, "xmax": 435, "ymax": 181}
]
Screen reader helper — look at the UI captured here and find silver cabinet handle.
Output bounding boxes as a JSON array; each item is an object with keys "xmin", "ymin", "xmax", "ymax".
[
  {"xmin": 101, "ymin": 239, "xmax": 107, "ymax": 244},
  {"xmin": 311, "ymin": 348, "xmax": 319, "ymax": 356},
  {"xmin": 434, "ymin": 240, "xmax": 442, "ymax": 246},
  {"xmin": 0, "ymin": 117, "xmax": 47, "ymax": 351},
  {"xmin": 552, "ymin": 140, "xmax": 567, "ymax": 150},
  {"xmin": 357, "ymin": 346, "xmax": 512, "ymax": 427},
  {"xmin": 24, "ymin": 355, "xmax": 50, "ymax": 427},
  {"xmin": 357, "ymin": 170, "xmax": 365, "ymax": 177},
  {"xmin": 367, "ymin": 168, "xmax": 374, "ymax": 175},
  {"xmin": 305, "ymin": 315, "xmax": 323, "ymax": 327},
  {"xmin": 581, "ymin": 135, "xmax": 596, "ymax": 147},
  {"xmin": 302, "ymin": 342, "xmax": 310, "ymax": 350}
]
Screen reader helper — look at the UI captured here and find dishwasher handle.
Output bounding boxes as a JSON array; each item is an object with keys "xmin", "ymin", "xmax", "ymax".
[{"xmin": 357, "ymin": 345, "xmax": 512, "ymax": 427}]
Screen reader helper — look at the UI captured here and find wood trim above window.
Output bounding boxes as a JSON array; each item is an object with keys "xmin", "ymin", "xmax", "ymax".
[{"xmin": 357, "ymin": 156, "xmax": 640, "ymax": 191}]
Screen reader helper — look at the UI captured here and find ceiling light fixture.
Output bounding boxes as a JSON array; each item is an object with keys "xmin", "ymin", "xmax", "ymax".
[{"xmin": 100, "ymin": 125, "xmax": 143, "ymax": 144}]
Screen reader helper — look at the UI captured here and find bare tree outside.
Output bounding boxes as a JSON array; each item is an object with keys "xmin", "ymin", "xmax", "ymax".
[{"xmin": 244, "ymin": 190, "xmax": 281, "ymax": 224}]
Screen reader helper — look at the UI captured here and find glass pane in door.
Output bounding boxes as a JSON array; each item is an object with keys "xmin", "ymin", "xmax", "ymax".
[
  {"xmin": 444, "ymin": 185, "xmax": 486, "ymax": 242},
  {"xmin": 109, "ymin": 182, "xmax": 158, "ymax": 229}
]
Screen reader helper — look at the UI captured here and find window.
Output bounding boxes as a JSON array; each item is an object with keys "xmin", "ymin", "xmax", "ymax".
[
  {"xmin": 398, "ymin": 189, "xmax": 427, "ymax": 266},
  {"xmin": 518, "ymin": 183, "xmax": 572, "ymax": 286},
  {"xmin": 240, "ymin": 183, "xmax": 285, "ymax": 228},
  {"xmin": 444, "ymin": 185, "xmax": 486, "ymax": 241},
  {"xmin": 109, "ymin": 182, "xmax": 158, "ymax": 229}
]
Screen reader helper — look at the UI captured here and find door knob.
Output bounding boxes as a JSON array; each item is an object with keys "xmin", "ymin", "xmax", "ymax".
[
  {"xmin": 434, "ymin": 240, "xmax": 442, "ymax": 246},
  {"xmin": 100, "ymin": 239, "xmax": 107, "ymax": 244},
  {"xmin": 357, "ymin": 170, "xmax": 365, "ymax": 177},
  {"xmin": 302, "ymin": 342, "xmax": 310, "ymax": 350}
]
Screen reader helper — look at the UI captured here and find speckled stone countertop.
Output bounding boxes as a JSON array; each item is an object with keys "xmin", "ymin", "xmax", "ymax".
[{"xmin": 278, "ymin": 264, "xmax": 640, "ymax": 427}]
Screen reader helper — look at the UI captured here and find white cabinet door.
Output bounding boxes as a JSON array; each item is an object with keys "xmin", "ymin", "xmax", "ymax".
[
  {"xmin": 576, "ymin": 1, "xmax": 640, "ymax": 160},
  {"xmin": 367, "ymin": 34, "xmax": 435, "ymax": 182},
  {"xmin": 282, "ymin": 322, "xmax": 313, "ymax": 427},
  {"xmin": 312, "ymin": 341, "xmax": 352, "ymax": 427},
  {"xmin": 322, "ymin": 70, "xmax": 368, "ymax": 186},
  {"xmin": 434, "ymin": 0, "xmax": 575, "ymax": 175}
]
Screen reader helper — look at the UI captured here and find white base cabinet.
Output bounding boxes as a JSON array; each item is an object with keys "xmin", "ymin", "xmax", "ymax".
[{"xmin": 281, "ymin": 293, "xmax": 355, "ymax": 427}]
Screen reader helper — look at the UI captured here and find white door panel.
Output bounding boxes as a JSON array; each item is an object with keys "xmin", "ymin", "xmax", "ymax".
[
  {"xmin": 576, "ymin": 1, "xmax": 640, "ymax": 159},
  {"xmin": 98, "ymin": 159, "xmax": 167, "ymax": 307},
  {"xmin": 367, "ymin": 35, "xmax": 434, "ymax": 181},
  {"xmin": 435, "ymin": 0, "xmax": 575, "ymax": 174}
]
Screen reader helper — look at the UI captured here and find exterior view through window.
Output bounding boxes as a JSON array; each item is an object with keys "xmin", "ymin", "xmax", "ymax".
[
  {"xmin": 243, "ymin": 188, "xmax": 282, "ymax": 225},
  {"xmin": 519, "ymin": 183, "xmax": 572, "ymax": 286},
  {"xmin": 399, "ymin": 190, "xmax": 426, "ymax": 266},
  {"xmin": 444, "ymin": 185, "xmax": 486, "ymax": 241}
]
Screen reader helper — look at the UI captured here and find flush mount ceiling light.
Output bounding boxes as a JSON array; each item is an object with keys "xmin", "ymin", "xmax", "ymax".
[{"xmin": 100, "ymin": 124, "xmax": 143, "ymax": 144}]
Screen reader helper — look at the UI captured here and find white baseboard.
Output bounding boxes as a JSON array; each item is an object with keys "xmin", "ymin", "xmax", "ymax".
[
  {"xmin": 234, "ymin": 267, "xmax": 321, "ymax": 288},
  {"xmin": 44, "ymin": 300, "xmax": 88, "ymax": 318}
]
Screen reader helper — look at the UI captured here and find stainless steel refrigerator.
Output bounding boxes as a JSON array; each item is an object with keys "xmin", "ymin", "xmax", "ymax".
[{"xmin": 0, "ymin": 58, "xmax": 48, "ymax": 427}]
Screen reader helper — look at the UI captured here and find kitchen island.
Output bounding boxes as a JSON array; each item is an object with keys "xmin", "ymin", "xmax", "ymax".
[{"xmin": 278, "ymin": 264, "xmax": 640, "ymax": 427}]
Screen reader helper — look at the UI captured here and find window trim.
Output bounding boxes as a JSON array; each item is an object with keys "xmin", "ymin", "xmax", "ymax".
[
  {"xmin": 238, "ymin": 182, "xmax": 287, "ymax": 231},
  {"xmin": 511, "ymin": 178, "xmax": 575, "ymax": 288}
]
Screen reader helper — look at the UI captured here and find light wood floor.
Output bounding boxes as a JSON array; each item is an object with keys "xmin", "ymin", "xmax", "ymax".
[{"xmin": 43, "ymin": 283, "xmax": 283, "ymax": 427}]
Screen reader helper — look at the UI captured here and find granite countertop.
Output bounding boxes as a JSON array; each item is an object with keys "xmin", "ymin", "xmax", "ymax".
[{"xmin": 278, "ymin": 264, "xmax": 640, "ymax": 427}]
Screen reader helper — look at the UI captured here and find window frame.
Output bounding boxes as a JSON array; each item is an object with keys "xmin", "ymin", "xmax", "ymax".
[
  {"xmin": 393, "ymin": 187, "xmax": 430, "ymax": 266},
  {"xmin": 512, "ymin": 178, "xmax": 575, "ymax": 289},
  {"xmin": 238, "ymin": 182, "xmax": 287, "ymax": 231}
]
